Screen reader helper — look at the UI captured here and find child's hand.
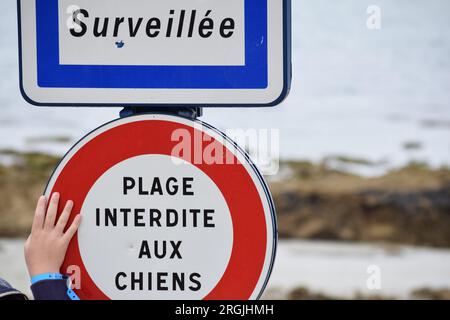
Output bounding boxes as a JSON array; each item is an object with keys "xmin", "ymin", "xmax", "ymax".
[{"xmin": 24, "ymin": 193, "xmax": 81, "ymax": 277}]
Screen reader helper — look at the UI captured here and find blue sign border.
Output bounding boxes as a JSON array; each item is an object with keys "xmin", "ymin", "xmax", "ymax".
[
  {"xmin": 36, "ymin": 0, "xmax": 268, "ymax": 89},
  {"xmin": 17, "ymin": 0, "xmax": 292, "ymax": 107}
]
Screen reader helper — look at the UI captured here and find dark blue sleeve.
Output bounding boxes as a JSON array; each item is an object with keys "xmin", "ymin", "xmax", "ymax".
[{"xmin": 30, "ymin": 280, "xmax": 70, "ymax": 300}]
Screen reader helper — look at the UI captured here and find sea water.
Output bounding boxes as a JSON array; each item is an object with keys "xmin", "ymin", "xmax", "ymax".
[{"xmin": 0, "ymin": 0, "xmax": 449, "ymax": 174}]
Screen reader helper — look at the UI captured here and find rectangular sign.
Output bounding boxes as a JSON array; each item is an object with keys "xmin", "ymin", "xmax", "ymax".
[{"xmin": 18, "ymin": 0, "xmax": 291, "ymax": 107}]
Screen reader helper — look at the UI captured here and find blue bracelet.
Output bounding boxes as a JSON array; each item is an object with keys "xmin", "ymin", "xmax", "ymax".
[
  {"xmin": 67, "ymin": 288, "xmax": 80, "ymax": 300},
  {"xmin": 31, "ymin": 273, "xmax": 64, "ymax": 285},
  {"xmin": 31, "ymin": 273, "xmax": 80, "ymax": 300}
]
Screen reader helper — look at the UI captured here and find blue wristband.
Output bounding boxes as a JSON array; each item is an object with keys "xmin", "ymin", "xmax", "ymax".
[
  {"xmin": 31, "ymin": 273, "xmax": 80, "ymax": 300},
  {"xmin": 67, "ymin": 288, "xmax": 80, "ymax": 300},
  {"xmin": 31, "ymin": 273, "xmax": 64, "ymax": 285}
]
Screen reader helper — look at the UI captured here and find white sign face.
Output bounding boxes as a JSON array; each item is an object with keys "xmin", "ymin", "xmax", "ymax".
[
  {"xmin": 79, "ymin": 155, "xmax": 233, "ymax": 300},
  {"xmin": 44, "ymin": 114, "xmax": 277, "ymax": 300},
  {"xmin": 18, "ymin": 0, "xmax": 291, "ymax": 107}
]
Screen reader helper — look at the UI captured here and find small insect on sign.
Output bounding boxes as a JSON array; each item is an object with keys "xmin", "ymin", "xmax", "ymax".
[
  {"xmin": 45, "ymin": 115, "xmax": 277, "ymax": 300},
  {"xmin": 18, "ymin": 0, "xmax": 291, "ymax": 107}
]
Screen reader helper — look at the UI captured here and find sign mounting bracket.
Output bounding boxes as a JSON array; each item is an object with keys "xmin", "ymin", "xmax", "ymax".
[{"xmin": 119, "ymin": 107, "xmax": 203, "ymax": 120}]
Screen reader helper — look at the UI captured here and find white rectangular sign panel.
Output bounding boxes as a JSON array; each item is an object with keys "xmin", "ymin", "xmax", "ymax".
[{"xmin": 18, "ymin": 0, "xmax": 291, "ymax": 107}]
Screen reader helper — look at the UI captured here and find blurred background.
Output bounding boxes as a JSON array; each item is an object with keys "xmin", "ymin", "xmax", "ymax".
[{"xmin": 1, "ymin": 0, "xmax": 449, "ymax": 299}]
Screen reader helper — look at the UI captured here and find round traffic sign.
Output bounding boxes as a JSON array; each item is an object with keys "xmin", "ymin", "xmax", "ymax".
[{"xmin": 45, "ymin": 114, "xmax": 277, "ymax": 300}]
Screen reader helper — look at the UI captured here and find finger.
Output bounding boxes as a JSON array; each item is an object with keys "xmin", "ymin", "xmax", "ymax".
[
  {"xmin": 31, "ymin": 195, "xmax": 47, "ymax": 233},
  {"xmin": 55, "ymin": 200, "xmax": 74, "ymax": 233},
  {"xmin": 63, "ymin": 214, "xmax": 82, "ymax": 242},
  {"xmin": 44, "ymin": 192, "xmax": 60, "ymax": 230}
]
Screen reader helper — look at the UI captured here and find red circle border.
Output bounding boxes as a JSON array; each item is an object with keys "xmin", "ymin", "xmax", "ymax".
[{"xmin": 47, "ymin": 116, "xmax": 272, "ymax": 300}]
